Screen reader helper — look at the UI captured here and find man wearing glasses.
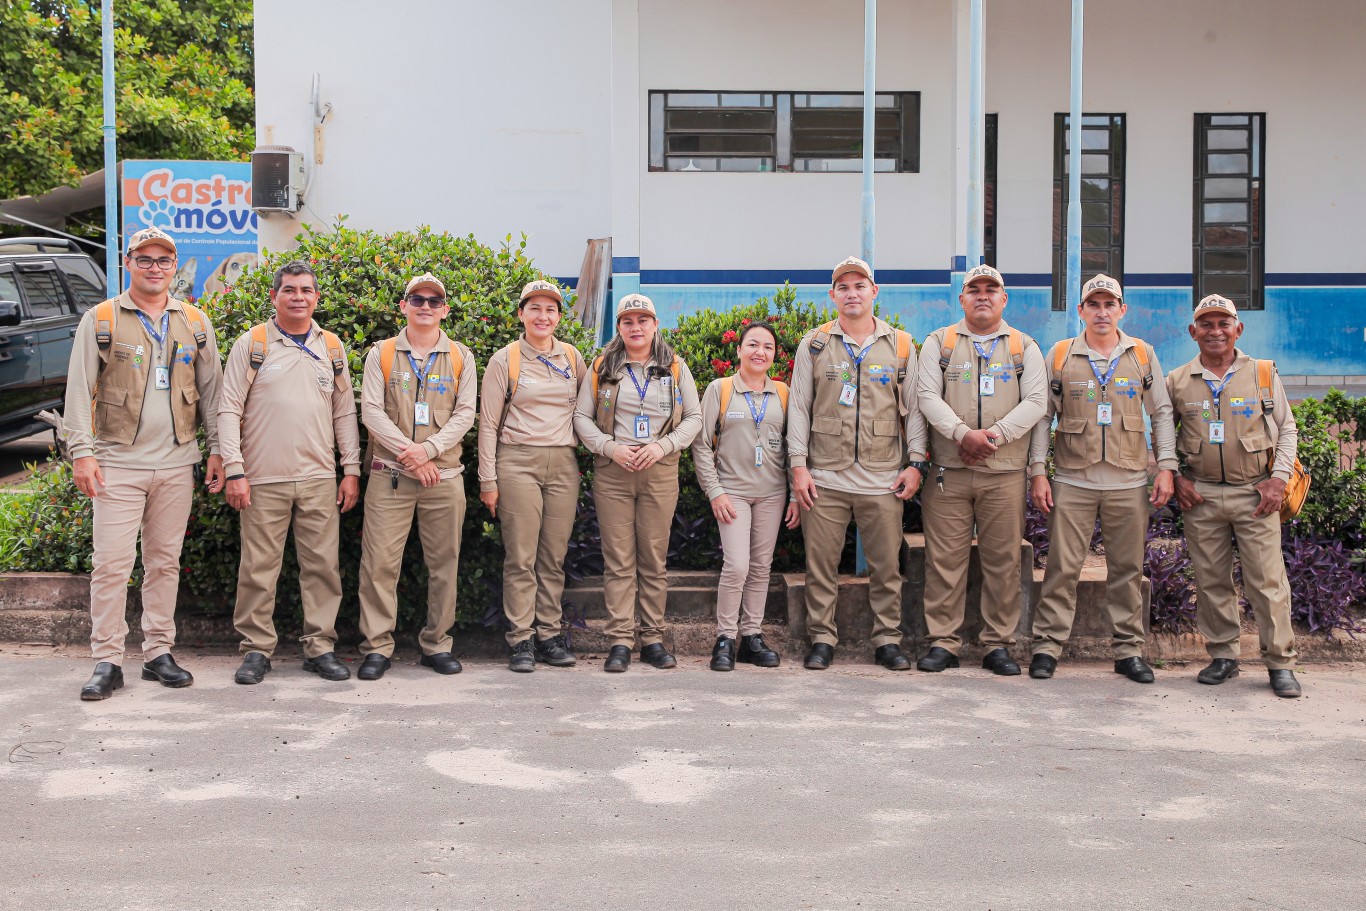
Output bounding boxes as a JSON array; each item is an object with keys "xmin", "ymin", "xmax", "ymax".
[
  {"xmin": 354, "ymin": 273, "xmax": 476, "ymax": 680},
  {"xmin": 219, "ymin": 261, "xmax": 361, "ymax": 685},
  {"xmin": 65, "ymin": 227, "xmax": 225, "ymax": 700}
]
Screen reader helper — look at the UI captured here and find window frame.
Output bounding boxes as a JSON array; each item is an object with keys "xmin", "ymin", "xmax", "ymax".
[
  {"xmin": 1193, "ymin": 113, "xmax": 1265, "ymax": 311},
  {"xmin": 1051, "ymin": 113, "xmax": 1127, "ymax": 311}
]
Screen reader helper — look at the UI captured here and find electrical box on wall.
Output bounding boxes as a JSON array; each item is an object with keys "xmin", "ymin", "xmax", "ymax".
[{"xmin": 251, "ymin": 146, "xmax": 305, "ymax": 212}]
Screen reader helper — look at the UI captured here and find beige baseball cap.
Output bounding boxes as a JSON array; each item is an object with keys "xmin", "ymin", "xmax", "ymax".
[
  {"xmin": 126, "ymin": 227, "xmax": 177, "ymax": 256},
  {"xmin": 518, "ymin": 279, "xmax": 563, "ymax": 306},
  {"xmin": 962, "ymin": 264, "xmax": 1005, "ymax": 290},
  {"xmin": 831, "ymin": 256, "xmax": 874, "ymax": 285},
  {"xmin": 1082, "ymin": 273, "xmax": 1123, "ymax": 303},
  {"xmin": 404, "ymin": 272, "xmax": 446, "ymax": 298},
  {"xmin": 616, "ymin": 293, "xmax": 657, "ymax": 320},
  {"xmin": 1193, "ymin": 293, "xmax": 1238, "ymax": 319}
]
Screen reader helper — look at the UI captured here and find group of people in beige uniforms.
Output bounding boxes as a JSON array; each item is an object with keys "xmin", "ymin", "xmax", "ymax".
[{"xmin": 68, "ymin": 232, "xmax": 1302, "ymax": 700}]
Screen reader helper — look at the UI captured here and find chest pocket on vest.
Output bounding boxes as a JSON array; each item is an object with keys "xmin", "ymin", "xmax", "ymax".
[
  {"xmin": 180, "ymin": 386, "xmax": 200, "ymax": 408},
  {"xmin": 812, "ymin": 416, "xmax": 842, "ymax": 435},
  {"xmin": 431, "ymin": 407, "xmax": 452, "ymax": 429},
  {"xmin": 1118, "ymin": 412, "xmax": 1147, "ymax": 461},
  {"xmin": 1059, "ymin": 415, "xmax": 1090, "ymax": 436},
  {"xmin": 1239, "ymin": 431, "xmax": 1271, "ymax": 455}
]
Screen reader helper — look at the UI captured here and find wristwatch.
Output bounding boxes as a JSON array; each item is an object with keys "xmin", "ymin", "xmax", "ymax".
[{"xmin": 907, "ymin": 460, "xmax": 931, "ymax": 472}]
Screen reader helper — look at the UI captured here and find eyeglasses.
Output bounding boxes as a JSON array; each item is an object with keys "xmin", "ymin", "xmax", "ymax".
[
  {"xmin": 131, "ymin": 256, "xmax": 176, "ymax": 270},
  {"xmin": 405, "ymin": 294, "xmax": 447, "ymax": 309}
]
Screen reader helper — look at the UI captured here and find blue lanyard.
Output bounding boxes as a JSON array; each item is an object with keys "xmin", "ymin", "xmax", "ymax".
[
  {"xmin": 972, "ymin": 336, "xmax": 1001, "ymax": 363},
  {"xmin": 742, "ymin": 390, "xmax": 769, "ymax": 429},
  {"xmin": 1204, "ymin": 368, "xmax": 1237, "ymax": 405},
  {"xmin": 842, "ymin": 338, "xmax": 872, "ymax": 369},
  {"xmin": 537, "ymin": 354, "xmax": 572, "ymax": 380},
  {"xmin": 405, "ymin": 351, "xmax": 438, "ymax": 395},
  {"xmin": 1088, "ymin": 356, "xmax": 1120, "ymax": 390},
  {"xmin": 625, "ymin": 364, "xmax": 651, "ymax": 410},
  {"xmin": 275, "ymin": 322, "xmax": 321, "ymax": 361},
  {"xmin": 134, "ymin": 310, "xmax": 169, "ymax": 347}
]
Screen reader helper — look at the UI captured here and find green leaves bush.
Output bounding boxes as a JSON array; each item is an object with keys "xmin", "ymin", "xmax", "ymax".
[{"xmin": 1288, "ymin": 390, "xmax": 1366, "ymax": 546}]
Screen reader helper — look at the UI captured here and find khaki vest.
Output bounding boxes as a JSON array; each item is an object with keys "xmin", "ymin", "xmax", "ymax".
[
  {"xmin": 1051, "ymin": 337, "xmax": 1151, "ymax": 472},
  {"xmin": 805, "ymin": 325, "xmax": 906, "ymax": 472},
  {"xmin": 93, "ymin": 300, "xmax": 203, "ymax": 446},
  {"xmin": 591, "ymin": 357, "xmax": 683, "ymax": 437},
  {"xmin": 1169, "ymin": 357, "xmax": 1274, "ymax": 484},
  {"xmin": 374, "ymin": 338, "xmax": 467, "ymax": 471},
  {"xmin": 929, "ymin": 324, "xmax": 1033, "ymax": 470}
]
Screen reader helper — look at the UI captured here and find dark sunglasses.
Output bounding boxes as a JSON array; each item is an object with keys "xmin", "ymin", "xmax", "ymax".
[{"xmin": 405, "ymin": 294, "xmax": 447, "ymax": 309}]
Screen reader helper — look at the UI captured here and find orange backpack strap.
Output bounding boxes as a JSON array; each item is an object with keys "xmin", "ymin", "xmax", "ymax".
[
  {"xmin": 712, "ymin": 376, "xmax": 735, "ymax": 447},
  {"xmin": 178, "ymin": 303, "xmax": 209, "ymax": 349},
  {"xmin": 1008, "ymin": 329, "xmax": 1025, "ymax": 378},
  {"xmin": 245, "ymin": 324, "xmax": 270, "ymax": 386},
  {"xmin": 94, "ymin": 300, "xmax": 116, "ymax": 352},
  {"xmin": 895, "ymin": 329, "xmax": 913, "ymax": 382},
  {"xmin": 807, "ymin": 321, "xmax": 836, "ymax": 355},
  {"xmin": 378, "ymin": 338, "xmax": 399, "ymax": 386},
  {"xmin": 1256, "ymin": 359, "xmax": 1276, "ymax": 414},
  {"xmin": 1128, "ymin": 338, "xmax": 1154, "ymax": 389},
  {"xmin": 938, "ymin": 326, "xmax": 959, "ymax": 371},
  {"xmin": 1048, "ymin": 339, "xmax": 1072, "ymax": 398},
  {"xmin": 503, "ymin": 342, "xmax": 522, "ymax": 404},
  {"xmin": 319, "ymin": 330, "xmax": 347, "ymax": 377}
]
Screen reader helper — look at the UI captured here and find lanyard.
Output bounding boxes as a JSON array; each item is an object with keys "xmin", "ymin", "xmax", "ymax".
[
  {"xmin": 275, "ymin": 322, "xmax": 321, "ymax": 361},
  {"xmin": 1088, "ymin": 355, "xmax": 1120, "ymax": 390},
  {"xmin": 1204, "ymin": 368, "xmax": 1237, "ymax": 405},
  {"xmin": 406, "ymin": 351, "xmax": 439, "ymax": 398},
  {"xmin": 625, "ymin": 364, "xmax": 652, "ymax": 411},
  {"xmin": 537, "ymin": 354, "xmax": 572, "ymax": 380},
  {"xmin": 971, "ymin": 336, "xmax": 1000, "ymax": 363},
  {"xmin": 135, "ymin": 310, "xmax": 169, "ymax": 347},
  {"xmin": 742, "ymin": 390, "xmax": 769, "ymax": 430},
  {"xmin": 842, "ymin": 338, "xmax": 872, "ymax": 369}
]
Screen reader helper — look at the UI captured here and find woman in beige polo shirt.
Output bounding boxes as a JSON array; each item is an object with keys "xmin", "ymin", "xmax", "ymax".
[
  {"xmin": 692, "ymin": 322, "xmax": 800, "ymax": 671},
  {"xmin": 573, "ymin": 294, "xmax": 703, "ymax": 673},
  {"xmin": 479, "ymin": 280, "xmax": 588, "ymax": 673}
]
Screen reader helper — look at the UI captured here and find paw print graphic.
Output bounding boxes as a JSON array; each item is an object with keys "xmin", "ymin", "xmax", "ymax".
[{"xmin": 138, "ymin": 199, "xmax": 178, "ymax": 228}]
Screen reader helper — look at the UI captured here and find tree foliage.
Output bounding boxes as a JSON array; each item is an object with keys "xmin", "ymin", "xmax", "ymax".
[{"xmin": 0, "ymin": 0, "xmax": 254, "ymax": 201}]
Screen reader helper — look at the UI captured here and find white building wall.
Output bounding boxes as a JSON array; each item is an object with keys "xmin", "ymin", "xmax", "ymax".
[{"xmin": 254, "ymin": 0, "xmax": 615, "ymax": 277}]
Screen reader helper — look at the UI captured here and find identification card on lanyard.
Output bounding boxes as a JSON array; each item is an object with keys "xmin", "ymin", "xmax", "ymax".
[
  {"xmin": 979, "ymin": 374, "xmax": 995, "ymax": 396},
  {"xmin": 838, "ymin": 383, "xmax": 858, "ymax": 406},
  {"xmin": 742, "ymin": 391, "xmax": 770, "ymax": 468},
  {"xmin": 634, "ymin": 413, "xmax": 651, "ymax": 439},
  {"xmin": 154, "ymin": 366, "xmax": 170, "ymax": 390},
  {"xmin": 1204, "ymin": 370, "xmax": 1234, "ymax": 447},
  {"xmin": 754, "ymin": 444, "xmax": 764, "ymax": 468},
  {"xmin": 626, "ymin": 365, "xmax": 653, "ymax": 439},
  {"xmin": 973, "ymin": 338, "xmax": 1000, "ymax": 397},
  {"xmin": 1097, "ymin": 402, "xmax": 1113, "ymax": 426},
  {"xmin": 1209, "ymin": 421, "xmax": 1224, "ymax": 444},
  {"xmin": 414, "ymin": 402, "xmax": 431, "ymax": 426}
]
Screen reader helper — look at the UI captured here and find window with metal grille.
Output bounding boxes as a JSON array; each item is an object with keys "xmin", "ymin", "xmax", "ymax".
[
  {"xmin": 1051, "ymin": 114, "xmax": 1125, "ymax": 310},
  {"xmin": 984, "ymin": 113, "xmax": 998, "ymax": 268},
  {"xmin": 1193, "ymin": 114, "xmax": 1264, "ymax": 311},
  {"xmin": 648, "ymin": 91, "xmax": 919, "ymax": 173}
]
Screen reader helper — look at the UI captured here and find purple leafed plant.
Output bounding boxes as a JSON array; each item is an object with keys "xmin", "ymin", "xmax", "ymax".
[
  {"xmin": 1145, "ymin": 537, "xmax": 1199, "ymax": 634},
  {"xmin": 1280, "ymin": 533, "xmax": 1366, "ymax": 636}
]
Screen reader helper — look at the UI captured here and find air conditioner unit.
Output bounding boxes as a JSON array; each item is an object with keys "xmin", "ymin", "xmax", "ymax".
[{"xmin": 251, "ymin": 146, "xmax": 305, "ymax": 212}]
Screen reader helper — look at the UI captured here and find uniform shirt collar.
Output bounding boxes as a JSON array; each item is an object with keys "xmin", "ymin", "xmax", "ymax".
[{"xmin": 396, "ymin": 327, "xmax": 452, "ymax": 353}]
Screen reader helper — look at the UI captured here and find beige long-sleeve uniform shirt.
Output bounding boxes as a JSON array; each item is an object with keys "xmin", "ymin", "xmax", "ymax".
[
  {"xmin": 573, "ymin": 356, "xmax": 704, "ymax": 458},
  {"xmin": 65, "ymin": 292, "xmax": 222, "ymax": 470},
  {"xmin": 787, "ymin": 319, "xmax": 926, "ymax": 496},
  {"xmin": 1028, "ymin": 331, "xmax": 1179, "ymax": 490},
  {"xmin": 691, "ymin": 373, "xmax": 789, "ymax": 501},
  {"xmin": 477, "ymin": 336, "xmax": 587, "ymax": 492},
  {"xmin": 914, "ymin": 321, "xmax": 1048, "ymax": 469},
  {"xmin": 362, "ymin": 328, "xmax": 477, "ymax": 481},
  {"xmin": 218, "ymin": 319, "xmax": 361, "ymax": 484}
]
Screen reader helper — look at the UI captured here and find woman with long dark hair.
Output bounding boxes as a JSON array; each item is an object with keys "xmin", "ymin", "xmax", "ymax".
[
  {"xmin": 573, "ymin": 294, "xmax": 702, "ymax": 672},
  {"xmin": 692, "ymin": 322, "xmax": 800, "ymax": 671}
]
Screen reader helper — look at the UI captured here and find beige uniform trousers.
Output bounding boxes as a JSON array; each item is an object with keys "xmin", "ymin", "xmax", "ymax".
[
  {"xmin": 594, "ymin": 457, "xmax": 679, "ymax": 648},
  {"xmin": 89, "ymin": 465, "xmax": 195, "ymax": 664},
  {"xmin": 715, "ymin": 492, "xmax": 787, "ymax": 638},
  {"xmin": 1186, "ymin": 480, "xmax": 1297, "ymax": 669},
  {"xmin": 1033, "ymin": 482, "xmax": 1148, "ymax": 659},
  {"xmin": 233, "ymin": 477, "xmax": 342, "ymax": 659},
  {"xmin": 921, "ymin": 467, "xmax": 1026, "ymax": 652},
  {"xmin": 497, "ymin": 444, "xmax": 579, "ymax": 646},
  {"xmin": 802, "ymin": 487, "xmax": 904, "ymax": 648},
  {"xmin": 357, "ymin": 472, "xmax": 464, "ymax": 657}
]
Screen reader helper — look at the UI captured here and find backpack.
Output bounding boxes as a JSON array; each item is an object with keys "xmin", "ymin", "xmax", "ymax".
[
  {"xmin": 504, "ymin": 341, "xmax": 576, "ymax": 404},
  {"xmin": 1048, "ymin": 336, "xmax": 1153, "ymax": 398},
  {"xmin": 1255, "ymin": 358, "xmax": 1311, "ymax": 523},
  {"xmin": 591, "ymin": 354, "xmax": 683, "ymax": 434},
  {"xmin": 807, "ymin": 321, "xmax": 914, "ymax": 383},
  {"xmin": 712, "ymin": 375, "xmax": 790, "ymax": 447},
  {"xmin": 93, "ymin": 299, "xmax": 209, "ymax": 360},
  {"xmin": 246, "ymin": 322, "xmax": 346, "ymax": 387},
  {"xmin": 376, "ymin": 335, "xmax": 465, "ymax": 388},
  {"xmin": 937, "ymin": 325, "xmax": 1027, "ymax": 383}
]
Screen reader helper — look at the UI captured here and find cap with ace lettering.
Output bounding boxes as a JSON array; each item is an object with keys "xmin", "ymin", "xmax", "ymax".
[
  {"xmin": 962, "ymin": 264, "xmax": 1005, "ymax": 290},
  {"xmin": 1192, "ymin": 293, "xmax": 1238, "ymax": 319},
  {"xmin": 831, "ymin": 256, "xmax": 874, "ymax": 285},
  {"xmin": 1081, "ymin": 273, "xmax": 1123, "ymax": 303},
  {"xmin": 616, "ymin": 293, "xmax": 657, "ymax": 320},
  {"xmin": 519, "ymin": 279, "xmax": 564, "ymax": 306}
]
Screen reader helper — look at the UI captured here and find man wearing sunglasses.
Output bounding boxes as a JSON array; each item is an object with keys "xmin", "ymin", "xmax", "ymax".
[
  {"xmin": 354, "ymin": 273, "xmax": 476, "ymax": 680},
  {"xmin": 65, "ymin": 227, "xmax": 225, "ymax": 700}
]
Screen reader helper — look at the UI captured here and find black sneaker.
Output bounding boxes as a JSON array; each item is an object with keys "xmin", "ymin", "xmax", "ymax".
[
  {"xmin": 509, "ymin": 639, "xmax": 535, "ymax": 673},
  {"xmin": 710, "ymin": 636, "xmax": 736, "ymax": 671},
  {"xmin": 534, "ymin": 634, "xmax": 577, "ymax": 667},
  {"xmin": 737, "ymin": 634, "xmax": 781, "ymax": 667}
]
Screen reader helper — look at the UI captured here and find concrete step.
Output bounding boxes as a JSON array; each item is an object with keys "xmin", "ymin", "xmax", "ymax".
[{"xmin": 562, "ymin": 571, "xmax": 784, "ymax": 622}]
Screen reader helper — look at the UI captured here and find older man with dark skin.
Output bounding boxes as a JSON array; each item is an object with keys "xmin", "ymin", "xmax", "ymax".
[{"xmin": 1167, "ymin": 294, "xmax": 1301, "ymax": 697}]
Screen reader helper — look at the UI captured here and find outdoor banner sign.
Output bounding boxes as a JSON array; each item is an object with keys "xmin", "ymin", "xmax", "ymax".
[{"xmin": 121, "ymin": 160, "xmax": 259, "ymax": 301}]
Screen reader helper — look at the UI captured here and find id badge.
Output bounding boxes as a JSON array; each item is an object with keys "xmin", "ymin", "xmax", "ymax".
[
  {"xmin": 979, "ymin": 374, "xmax": 995, "ymax": 396},
  {"xmin": 838, "ymin": 383, "xmax": 858, "ymax": 406},
  {"xmin": 634, "ymin": 413, "xmax": 651, "ymax": 439},
  {"xmin": 414, "ymin": 401, "xmax": 431, "ymax": 426},
  {"xmin": 1096, "ymin": 402, "xmax": 1113, "ymax": 426},
  {"xmin": 1209, "ymin": 420, "xmax": 1225, "ymax": 444},
  {"xmin": 754, "ymin": 444, "xmax": 764, "ymax": 468},
  {"xmin": 154, "ymin": 366, "xmax": 170, "ymax": 390}
]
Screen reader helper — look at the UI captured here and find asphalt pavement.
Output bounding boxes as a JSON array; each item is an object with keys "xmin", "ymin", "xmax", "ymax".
[{"xmin": 2, "ymin": 649, "xmax": 1363, "ymax": 911}]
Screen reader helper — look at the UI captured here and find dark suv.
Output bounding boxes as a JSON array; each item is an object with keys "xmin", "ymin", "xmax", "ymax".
[{"xmin": 0, "ymin": 237, "xmax": 107, "ymax": 444}]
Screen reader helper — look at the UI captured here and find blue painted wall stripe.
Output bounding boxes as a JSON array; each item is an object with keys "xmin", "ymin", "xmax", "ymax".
[{"xmin": 611, "ymin": 256, "xmax": 640, "ymax": 273}]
